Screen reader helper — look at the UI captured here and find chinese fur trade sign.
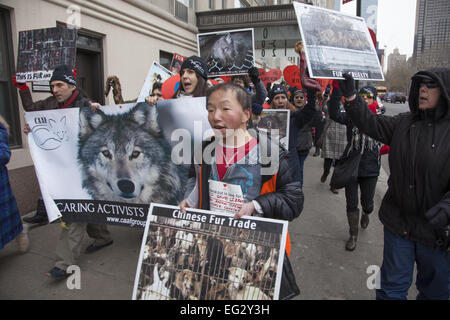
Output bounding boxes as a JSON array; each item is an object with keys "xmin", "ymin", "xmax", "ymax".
[
  {"xmin": 25, "ymin": 98, "xmax": 209, "ymax": 226},
  {"xmin": 133, "ymin": 203, "xmax": 288, "ymax": 300}
]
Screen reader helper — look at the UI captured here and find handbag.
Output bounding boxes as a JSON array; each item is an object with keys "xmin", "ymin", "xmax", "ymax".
[
  {"xmin": 330, "ymin": 133, "xmax": 363, "ymax": 189},
  {"xmin": 279, "ymin": 252, "xmax": 301, "ymax": 300}
]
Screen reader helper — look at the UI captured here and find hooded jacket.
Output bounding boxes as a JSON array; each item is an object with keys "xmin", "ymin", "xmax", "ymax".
[{"xmin": 343, "ymin": 67, "xmax": 450, "ymax": 248}]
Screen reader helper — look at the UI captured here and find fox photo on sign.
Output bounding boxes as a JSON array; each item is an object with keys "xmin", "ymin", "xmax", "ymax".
[
  {"xmin": 293, "ymin": 3, "xmax": 384, "ymax": 81},
  {"xmin": 16, "ymin": 27, "xmax": 77, "ymax": 82},
  {"xmin": 24, "ymin": 98, "xmax": 210, "ymax": 226},
  {"xmin": 250, "ymin": 109, "xmax": 290, "ymax": 151},
  {"xmin": 137, "ymin": 62, "xmax": 173, "ymax": 102},
  {"xmin": 133, "ymin": 203, "xmax": 288, "ymax": 300},
  {"xmin": 198, "ymin": 28, "xmax": 255, "ymax": 77}
]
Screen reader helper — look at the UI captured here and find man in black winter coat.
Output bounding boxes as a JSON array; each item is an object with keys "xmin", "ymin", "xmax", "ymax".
[{"xmin": 337, "ymin": 68, "xmax": 450, "ymax": 300}]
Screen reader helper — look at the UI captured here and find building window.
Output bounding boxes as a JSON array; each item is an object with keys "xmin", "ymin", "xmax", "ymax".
[
  {"xmin": 175, "ymin": 0, "xmax": 189, "ymax": 22},
  {"xmin": 160, "ymin": 50, "xmax": 173, "ymax": 71},
  {"xmin": 0, "ymin": 7, "xmax": 21, "ymax": 147},
  {"xmin": 209, "ymin": 0, "xmax": 215, "ymax": 9}
]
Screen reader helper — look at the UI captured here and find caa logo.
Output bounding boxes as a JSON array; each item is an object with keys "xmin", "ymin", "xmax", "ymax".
[{"xmin": 31, "ymin": 116, "xmax": 68, "ymax": 150}]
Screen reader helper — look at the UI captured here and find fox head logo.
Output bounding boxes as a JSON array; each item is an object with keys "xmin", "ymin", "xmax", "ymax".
[{"xmin": 31, "ymin": 116, "xmax": 68, "ymax": 150}]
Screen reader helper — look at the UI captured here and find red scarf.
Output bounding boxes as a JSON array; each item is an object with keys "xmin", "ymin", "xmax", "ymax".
[{"xmin": 60, "ymin": 90, "xmax": 79, "ymax": 109}]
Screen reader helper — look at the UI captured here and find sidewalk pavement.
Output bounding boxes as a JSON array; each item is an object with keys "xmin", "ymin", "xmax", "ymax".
[{"xmin": 0, "ymin": 151, "xmax": 418, "ymax": 300}]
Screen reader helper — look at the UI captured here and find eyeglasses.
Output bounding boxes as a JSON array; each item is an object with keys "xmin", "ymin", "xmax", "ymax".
[
  {"xmin": 359, "ymin": 93, "xmax": 373, "ymax": 98},
  {"xmin": 419, "ymin": 80, "xmax": 439, "ymax": 89}
]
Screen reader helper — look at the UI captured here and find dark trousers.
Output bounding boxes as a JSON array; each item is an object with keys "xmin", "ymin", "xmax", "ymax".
[
  {"xmin": 323, "ymin": 158, "xmax": 337, "ymax": 174},
  {"xmin": 297, "ymin": 152, "xmax": 308, "ymax": 188},
  {"xmin": 376, "ymin": 227, "xmax": 450, "ymax": 300},
  {"xmin": 344, "ymin": 176, "xmax": 378, "ymax": 213}
]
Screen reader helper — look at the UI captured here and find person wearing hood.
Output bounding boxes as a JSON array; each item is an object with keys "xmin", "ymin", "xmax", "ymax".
[{"xmin": 336, "ymin": 69, "xmax": 450, "ymax": 300}]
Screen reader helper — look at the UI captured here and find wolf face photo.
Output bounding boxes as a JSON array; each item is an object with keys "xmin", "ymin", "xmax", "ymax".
[{"xmin": 78, "ymin": 102, "xmax": 186, "ymax": 205}]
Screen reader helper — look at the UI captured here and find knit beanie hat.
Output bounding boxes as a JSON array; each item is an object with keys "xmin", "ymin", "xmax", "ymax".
[
  {"xmin": 359, "ymin": 86, "xmax": 377, "ymax": 98},
  {"xmin": 180, "ymin": 56, "xmax": 209, "ymax": 79},
  {"xmin": 50, "ymin": 65, "xmax": 76, "ymax": 86},
  {"xmin": 268, "ymin": 84, "xmax": 288, "ymax": 103}
]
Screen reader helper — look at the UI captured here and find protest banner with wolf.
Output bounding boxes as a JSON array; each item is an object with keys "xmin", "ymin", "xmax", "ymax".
[
  {"xmin": 25, "ymin": 98, "xmax": 210, "ymax": 226},
  {"xmin": 133, "ymin": 203, "xmax": 288, "ymax": 300}
]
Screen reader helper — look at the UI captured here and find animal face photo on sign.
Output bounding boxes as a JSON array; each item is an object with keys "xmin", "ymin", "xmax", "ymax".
[
  {"xmin": 78, "ymin": 103, "xmax": 187, "ymax": 206},
  {"xmin": 250, "ymin": 109, "xmax": 290, "ymax": 150},
  {"xmin": 198, "ymin": 28, "xmax": 255, "ymax": 77}
]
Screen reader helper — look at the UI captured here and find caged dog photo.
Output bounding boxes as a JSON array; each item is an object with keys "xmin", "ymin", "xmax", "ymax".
[
  {"xmin": 77, "ymin": 103, "xmax": 187, "ymax": 205},
  {"xmin": 136, "ymin": 214, "xmax": 282, "ymax": 300}
]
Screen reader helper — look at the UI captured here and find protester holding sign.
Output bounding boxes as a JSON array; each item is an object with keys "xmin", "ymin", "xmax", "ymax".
[
  {"xmin": 179, "ymin": 82, "xmax": 302, "ymax": 299},
  {"xmin": 173, "ymin": 56, "xmax": 209, "ymax": 99},
  {"xmin": 337, "ymin": 69, "xmax": 450, "ymax": 300},
  {"xmin": 13, "ymin": 65, "xmax": 113, "ymax": 280}
]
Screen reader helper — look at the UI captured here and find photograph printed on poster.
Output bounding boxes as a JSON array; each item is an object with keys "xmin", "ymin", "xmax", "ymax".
[
  {"xmin": 197, "ymin": 28, "xmax": 255, "ymax": 77},
  {"xmin": 16, "ymin": 27, "xmax": 77, "ymax": 82},
  {"xmin": 250, "ymin": 109, "xmax": 290, "ymax": 151},
  {"xmin": 293, "ymin": 3, "xmax": 384, "ymax": 81},
  {"xmin": 137, "ymin": 62, "xmax": 173, "ymax": 102},
  {"xmin": 25, "ymin": 98, "xmax": 210, "ymax": 226},
  {"xmin": 133, "ymin": 203, "xmax": 288, "ymax": 300}
]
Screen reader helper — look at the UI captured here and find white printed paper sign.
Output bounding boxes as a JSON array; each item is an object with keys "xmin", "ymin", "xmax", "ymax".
[
  {"xmin": 133, "ymin": 203, "xmax": 288, "ymax": 300},
  {"xmin": 209, "ymin": 180, "xmax": 244, "ymax": 215}
]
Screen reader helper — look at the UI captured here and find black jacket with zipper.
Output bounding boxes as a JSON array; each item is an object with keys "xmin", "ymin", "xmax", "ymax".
[{"xmin": 342, "ymin": 67, "xmax": 450, "ymax": 248}]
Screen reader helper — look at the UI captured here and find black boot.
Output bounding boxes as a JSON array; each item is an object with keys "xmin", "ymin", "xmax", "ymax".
[
  {"xmin": 23, "ymin": 199, "xmax": 49, "ymax": 225},
  {"xmin": 320, "ymin": 170, "xmax": 329, "ymax": 183},
  {"xmin": 345, "ymin": 210, "xmax": 359, "ymax": 251},
  {"xmin": 313, "ymin": 147, "xmax": 320, "ymax": 157},
  {"xmin": 360, "ymin": 213, "xmax": 370, "ymax": 229}
]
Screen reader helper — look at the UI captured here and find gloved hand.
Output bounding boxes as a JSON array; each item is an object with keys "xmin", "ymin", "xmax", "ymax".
[
  {"xmin": 252, "ymin": 103, "xmax": 263, "ymax": 115},
  {"xmin": 337, "ymin": 73, "xmax": 356, "ymax": 99},
  {"xmin": 12, "ymin": 75, "xmax": 29, "ymax": 92},
  {"xmin": 248, "ymin": 67, "xmax": 260, "ymax": 84},
  {"xmin": 425, "ymin": 200, "xmax": 450, "ymax": 229}
]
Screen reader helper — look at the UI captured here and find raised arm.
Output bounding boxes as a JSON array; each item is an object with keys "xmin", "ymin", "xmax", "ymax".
[{"xmin": 337, "ymin": 74, "xmax": 398, "ymax": 145}]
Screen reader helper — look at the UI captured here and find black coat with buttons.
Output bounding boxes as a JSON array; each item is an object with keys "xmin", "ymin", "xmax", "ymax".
[{"xmin": 342, "ymin": 68, "xmax": 450, "ymax": 248}]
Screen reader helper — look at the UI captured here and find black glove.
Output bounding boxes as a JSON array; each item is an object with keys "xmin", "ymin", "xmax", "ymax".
[
  {"xmin": 252, "ymin": 103, "xmax": 263, "ymax": 115},
  {"xmin": 248, "ymin": 67, "xmax": 260, "ymax": 84},
  {"xmin": 425, "ymin": 201, "xmax": 450, "ymax": 229},
  {"xmin": 337, "ymin": 73, "xmax": 356, "ymax": 98}
]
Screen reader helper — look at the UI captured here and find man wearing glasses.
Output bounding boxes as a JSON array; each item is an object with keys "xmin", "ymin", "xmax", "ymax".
[{"xmin": 334, "ymin": 68, "xmax": 450, "ymax": 300}]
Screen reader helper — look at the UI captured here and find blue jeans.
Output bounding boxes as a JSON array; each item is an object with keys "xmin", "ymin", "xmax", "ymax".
[{"xmin": 376, "ymin": 227, "xmax": 450, "ymax": 300}]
